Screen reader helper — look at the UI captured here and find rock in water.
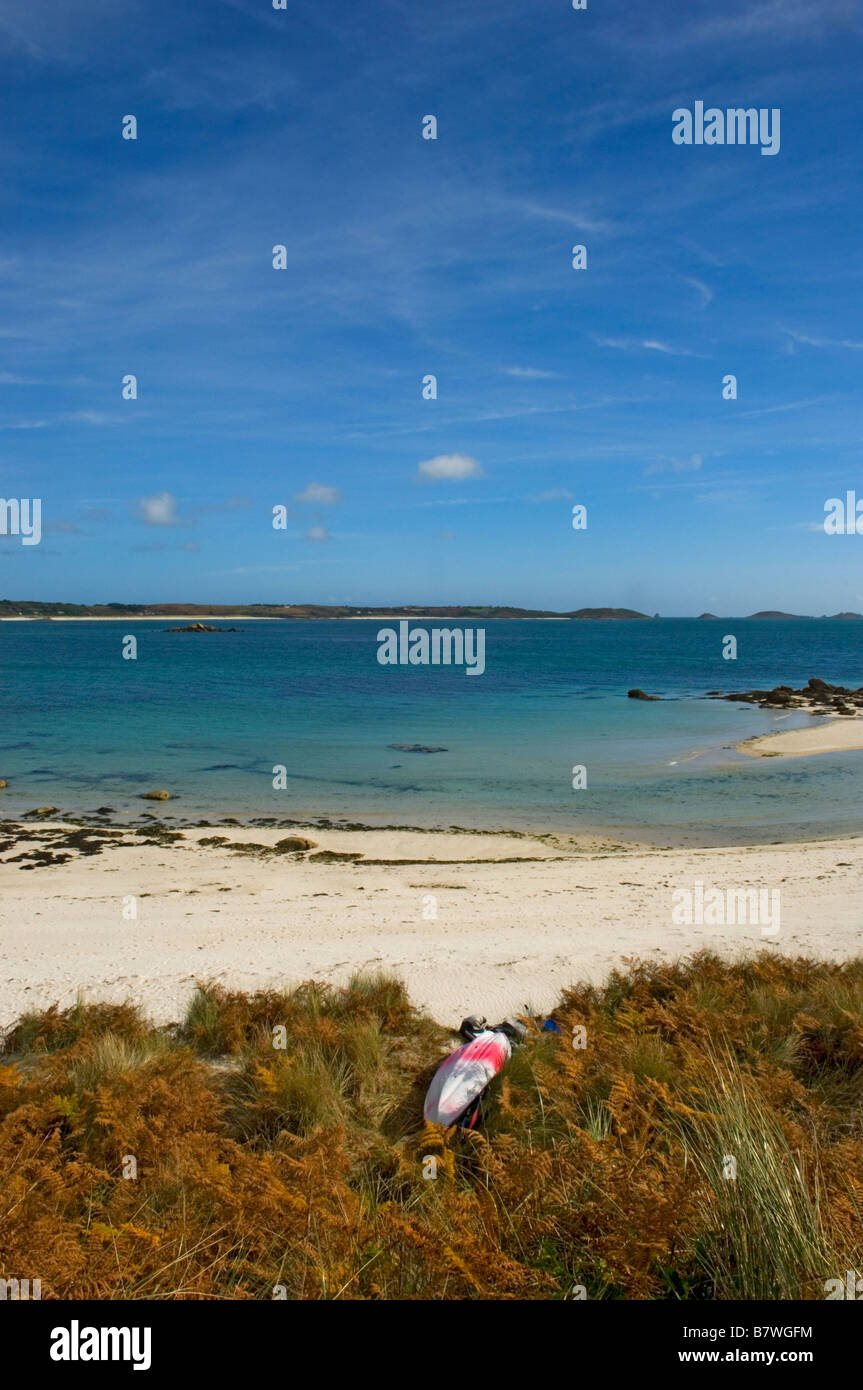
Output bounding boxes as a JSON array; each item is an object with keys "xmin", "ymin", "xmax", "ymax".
[
  {"xmin": 165, "ymin": 623, "xmax": 237, "ymax": 632},
  {"xmin": 142, "ymin": 790, "xmax": 172, "ymax": 801},
  {"xmin": 388, "ymin": 743, "xmax": 448, "ymax": 753},
  {"xmin": 627, "ymin": 689, "xmax": 658, "ymax": 701}
]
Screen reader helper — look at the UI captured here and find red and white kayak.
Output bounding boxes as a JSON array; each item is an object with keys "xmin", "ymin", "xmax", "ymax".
[{"xmin": 423, "ymin": 1029, "xmax": 512, "ymax": 1127}]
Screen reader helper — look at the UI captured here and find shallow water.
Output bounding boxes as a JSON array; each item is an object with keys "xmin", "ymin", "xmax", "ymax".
[{"xmin": 1, "ymin": 617, "xmax": 861, "ymax": 843}]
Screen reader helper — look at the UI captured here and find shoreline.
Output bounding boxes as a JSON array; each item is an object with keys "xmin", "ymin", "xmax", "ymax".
[
  {"xmin": 2, "ymin": 816, "xmax": 862, "ymax": 1029},
  {"xmin": 4, "ymin": 807, "xmax": 863, "ymax": 850}
]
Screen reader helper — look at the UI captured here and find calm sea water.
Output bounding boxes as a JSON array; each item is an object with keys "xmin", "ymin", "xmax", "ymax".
[{"xmin": 1, "ymin": 618, "xmax": 862, "ymax": 844}]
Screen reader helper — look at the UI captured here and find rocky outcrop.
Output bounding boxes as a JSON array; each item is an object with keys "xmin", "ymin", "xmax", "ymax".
[
  {"xmin": 717, "ymin": 677, "xmax": 863, "ymax": 714},
  {"xmin": 627, "ymin": 689, "xmax": 659, "ymax": 701},
  {"xmin": 165, "ymin": 623, "xmax": 238, "ymax": 632},
  {"xmin": 142, "ymin": 790, "xmax": 172, "ymax": 800}
]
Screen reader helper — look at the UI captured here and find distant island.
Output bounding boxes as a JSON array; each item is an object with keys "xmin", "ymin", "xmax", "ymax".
[
  {"xmin": 698, "ymin": 611, "xmax": 863, "ymax": 621},
  {"xmin": 0, "ymin": 601, "xmax": 651, "ymax": 620},
  {"xmin": 748, "ymin": 610, "xmax": 809, "ymax": 619}
]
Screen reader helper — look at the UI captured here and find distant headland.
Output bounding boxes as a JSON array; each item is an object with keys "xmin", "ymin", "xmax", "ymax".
[
  {"xmin": 0, "ymin": 601, "xmax": 650, "ymax": 620},
  {"xmin": 1, "ymin": 602, "xmax": 862, "ymax": 621}
]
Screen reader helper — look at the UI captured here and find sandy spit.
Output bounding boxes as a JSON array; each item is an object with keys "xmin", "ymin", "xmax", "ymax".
[{"xmin": 737, "ymin": 717, "xmax": 863, "ymax": 759}]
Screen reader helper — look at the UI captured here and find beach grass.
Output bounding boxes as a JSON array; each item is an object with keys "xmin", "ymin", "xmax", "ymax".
[{"xmin": 1, "ymin": 952, "xmax": 862, "ymax": 1299}]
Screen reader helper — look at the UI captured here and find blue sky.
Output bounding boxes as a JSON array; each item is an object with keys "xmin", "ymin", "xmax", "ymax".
[{"xmin": 1, "ymin": 0, "xmax": 862, "ymax": 613}]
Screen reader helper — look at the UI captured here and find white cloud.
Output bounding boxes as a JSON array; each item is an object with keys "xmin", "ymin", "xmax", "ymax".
[
  {"xmin": 134, "ymin": 491, "xmax": 179, "ymax": 526},
  {"xmin": 294, "ymin": 482, "xmax": 340, "ymax": 505},
  {"xmin": 417, "ymin": 453, "xmax": 484, "ymax": 481},
  {"xmin": 503, "ymin": 366, "xmax": 560, "ymax": 380},
  {"xmin": 305, "ymin": 525, "xmax": 330, "ymax": 542}
]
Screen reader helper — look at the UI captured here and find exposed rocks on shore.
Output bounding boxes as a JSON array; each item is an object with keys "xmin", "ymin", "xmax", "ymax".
[
  {"xmin": 711, "ymin": 677, "xmax": 863, "ymax": 716},
  {"xmin": 142, "ymin": 790, "xmax": 173, "ymax": 800}
]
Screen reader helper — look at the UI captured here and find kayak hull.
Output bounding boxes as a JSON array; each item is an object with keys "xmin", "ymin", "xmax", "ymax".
[{"xmin": 423, "ymin": 1030, "xmax": 511, "ymax": 1127}]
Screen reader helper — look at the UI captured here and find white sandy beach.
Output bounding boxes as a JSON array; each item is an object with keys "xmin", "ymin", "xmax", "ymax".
[{"xmin": 1, "ymin": 819, "xmax": 861, "ymax": 1029}]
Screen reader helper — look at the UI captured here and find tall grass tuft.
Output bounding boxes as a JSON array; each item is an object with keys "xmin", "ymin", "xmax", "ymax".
[{"xmin": 671, "ymin": 1052, "xmax": 834, "ymax": 1298}]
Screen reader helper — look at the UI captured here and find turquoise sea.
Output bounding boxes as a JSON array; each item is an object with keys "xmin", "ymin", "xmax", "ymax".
[{"xmin": 1, "ymin": 617, "xmax": 862, "ymax": 844}]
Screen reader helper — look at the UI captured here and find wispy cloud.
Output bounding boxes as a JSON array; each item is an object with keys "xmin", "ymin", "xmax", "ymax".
[
  {"xmin": 645, "ymin": 453, "xmax": 703, "ymax": 477},
  {"xmin": 784, "ymin": 330, "xmax": 863, "ymax": 352},
  {"xmin": 738, "ymin": 396, "xmax": 835, "ymax": 419},
  {"xmin": 503, "ymin": 366, "xmax": 560, "ymax": 380},
  {"xmin": 68, "ymin": 410, "xmax": 116, "ymax": 426},
  {"xmin": 683, "ymin": 276, "xmax": 713, "ymax": 309},
  {"xmin": 594, "ymin": 336, "xmax": 703, "ymax": 358},
  {"xmin": 498, "ymin": 197, "xmax": 614, "ymax": 237},
  {"xmin": 529, "ymin": 488, "xmax": 574, "ymax": 501}
]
